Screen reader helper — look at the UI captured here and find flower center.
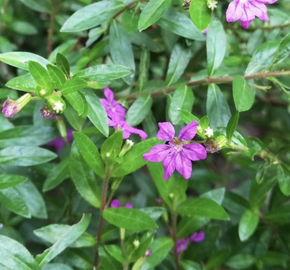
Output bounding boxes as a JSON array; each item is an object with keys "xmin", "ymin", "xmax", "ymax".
[{"xmin": 172, "ymin": 137, "xmax": 183, "ymax": 152}]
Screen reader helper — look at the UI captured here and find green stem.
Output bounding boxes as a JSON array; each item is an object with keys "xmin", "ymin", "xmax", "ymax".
[
  {"xmin": 93, "ymin": 167, "xmax": 110, "ymax": 268},
  {"xmin": 228, "ymin": 143, "xmax": 249, "ymax": 151},
  {"xmin": 171, "ymin": 211, "xmax": 181, "ymax": 270}
]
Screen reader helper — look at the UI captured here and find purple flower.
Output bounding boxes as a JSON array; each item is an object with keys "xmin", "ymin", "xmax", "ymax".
[
  {"xmin": 143, "ymin": 121, "xmax": 207, "ymax": 180},
  {"xmin": 145, "ymin": 249, "xmax": 152, "ymax": 257},
  {"xmin": 175, "ymin": 239, "xmax": 188, "ymax": 254},
  {"xmin": 2, "ymin": 93, "xmax": 31, "ymax": 118},
  {"xmin": 226, "ymin": 0, "xmax": 278, "ymax": 29},
  {"xmin": 189, "ymin": 231, "xmax": 205, "ymax": 243},
  {"xmin": 100, "ymin": 87, "xmax": 126, "ymax": 120},
  {"xmin": 47, "ymin": 129, "xmax": 74, "ymax": 153},
  {"xmin": 110, "ymin": 199, "xmax": 132, "ymax": 208},
  {"xmin": 109, "ymin": 117, "xmax": 148, "ymax": 140},
  {"xmin": 40, "ymin": 105, "xmax": 57, "ymax": 119}
]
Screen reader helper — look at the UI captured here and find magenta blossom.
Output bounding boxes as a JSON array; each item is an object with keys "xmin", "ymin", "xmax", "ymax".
[
  {"xmin": 109, "ymin": 117, "xmax": 147, "ymax": 140},
  {"xmin": 40, "ymin": 105, "xmax": 56, "ymax": 119},
  {"xmin": 174, "ymin": 231, "xmax": 205, "ymax": 254},
  {"xmin": 189, "ymin": 231, "xmax": 205, "ymax": 243},
  {"xmin": 2, "ymin": 93, "xmax": 31, "ymax": 118},
  {"xmin": 145, "ymin": 249, "xmax": 152, "ymax": 257},
  {"xmin": 100, "ymin": 87, "xmax": 126, "ymax": 120},
  {"xmin": 47, "ymin": 129, "xmax": 74, "ymax": 153},
  {"xmin": 110, "ymin": 199, "xmax": 132, "ymax": 208},
  {"xmin": 226, "ymin": 0, "xmax": 277, "ymax": 29},
  {"xmin": 143, "ymin": 121, "xmax": 206, "ymax": 180}
]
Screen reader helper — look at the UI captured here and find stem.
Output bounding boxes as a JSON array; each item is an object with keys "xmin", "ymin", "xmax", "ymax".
[
  {"xmin": 93, "ymin": 168, "xmax": 110, "ymax": 268},
  {"xmin": 47, "ymin": 1, "xmax": 59, "ymax": 57},
  {"xmin": 171, "ymin": 211, "xmax": 181, "ymax": 270},
  {"xmin": 117, "ymin": 70, "xmax": 290, "ymax": 100}
]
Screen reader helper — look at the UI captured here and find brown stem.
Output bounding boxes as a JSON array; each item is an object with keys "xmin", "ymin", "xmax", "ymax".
[
  {"xmin": 93, "ymin": 168, "xmax": 110, "ymax": 268},
  {"xmin": 117, "ymin": 70, "xmax": 290, "ymax": 100},
  {"xmin": 47, "ymin": 1, "xmax": 59, "ymax": 57},
  {"xmin": 171, "ymin": 211, "xmax": 181, "ymax": 270},
  {"xmin": 247, "ymin": 22, "xmax": 290, "ymax": 31}
]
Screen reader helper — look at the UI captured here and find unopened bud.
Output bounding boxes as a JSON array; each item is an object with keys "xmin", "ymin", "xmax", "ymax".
[
  {"xmin": 2, "ymin": 93, "xmax": 31, "ymax": 118},
  {"xmin": 40, "ymin": 105, "xmax": 56, "ymax": 119},
  {"xmin": 119, "ymin": 139, "xmax": 134, "ymax": 157},
  {"xmin": 47, "ymin": 95, "xmax": 66, "ymax": 114},
  {"xmin": 133, "ymin": 239, "xmax": 140, "ymax": 248},
  {"xmin": 169, "ymin": 193, "xmax": 174, "ymax": 199}
]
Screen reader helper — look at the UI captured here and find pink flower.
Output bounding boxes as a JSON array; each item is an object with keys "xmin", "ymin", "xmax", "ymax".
[
  {"xmin": 110, "ymin": 199, "xmax": 133, "ymax": 208},
  {"xmin": 226, "ymin": 0, "xmax": 278, "ymax": 29},
  {"xmin": 145, "ymin": 249, "xmax": 152, "ymax": 257},
  {"xmin": 143, "ymin": 121, "xmax": 206, "ymax": 180},
  {"xmin": 2, "ymin": 93, "xmax": 31, "ymax": 118},
  {"xmin": 47, "ymin": 129, "xmax": 74, "ymax": 153},
  {"xmin": 100, "ymin": 87, "xmax": 126, "ymax": 120},
  {"xmin": 188, "ymin": 231, "xmax": 205, "ymax": 243},
  {"xmin": 173, "ymin": 231, "xmax": 205, "ymax": 254}
]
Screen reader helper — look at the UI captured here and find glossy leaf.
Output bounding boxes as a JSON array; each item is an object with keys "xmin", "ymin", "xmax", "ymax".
[
  {"xmin": 278, "ymin": 165, "xmax": 290, "ymax": 196},
  {"xmin": 226, "ymin": 254, "xmax": 255, "ymax": 269},
  {"xmin": 48, "ymin": 39, "xmax": 77, "ymax": 63},
  {"xmin": 126, "ymin": 93, "xmax": 152, "ymax": 126},
  {"xmin": 238, "ymin": 210, "xmax": 259, "ymax": 241},
  {"xmin": 226, "ymin": 111, "xmax": 240, "ymax": 141},
  {"xmin": 103, "ymin": 208, "xmax": 158, "ymax": 230},
  {"xmin": 64, "ymin": 91, "xmax": 86, "ymax": 116},
  {"xmin": 56, "ymin": 53, "xmax": 70, "ymax": 79},
  {"xmin": 101, "ymin": 130, "xmax": 123, "ymax": 160},
  {"xmin": 169, "ymin": 83, "xmax": 194, "ymax": 125},
  {"xmin": 189, "ymin": 0, "xmax": 212, "ymax": 31},
  {"xmin": 122, "ymin": 9, "xmax": 140, "ymax": 34},
  {"xmin": 6, "ymin": 73, "xmax": 37, "ymax": 92},
  {"xmin": 60, "ymin": 78, "xmax": 87, "ymax": 95},
  {"xmin": 0, "ymin": 174, "xmax": 27, "ymax": 189},
  {"xmin": 47, "ymin": 64, "xmax": 66, "ymax": 89},
  {"xmin": 28, "ymin": 61, "xmax": 51, "ymax": 86}
]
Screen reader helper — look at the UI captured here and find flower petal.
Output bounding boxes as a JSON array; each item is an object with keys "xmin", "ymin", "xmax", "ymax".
[
  {"xmin": 143, "ymin": 144, "xmax": 171, "ymax": 162},
  {"xmin": 178, "ymin": 121, "xmax": 198, "ymax": 141},
  {"xmin": 104, "ymin": 87, "xmax": 114, "ymax": 103},
  {"xmin": 226, "ymin": 0, "xmax": 243, "ymax": 22},
  {"xmin": 190, "ymin": 231, "xmax": 205, "ymax": 242},
  {"xmin": 240, "ymin": 19, "xmax": 253, "ymax": 28},
  {"xmin": 157, "ymin": 122, "xmax": 175, "ymax": 141},
  {"xmin": 250, "ymin": 2, "xmax": 269, "ymax": 21},
  {"xmin": 175, "ymin": 152, "xmax": 192, "ymax": 179},
  {"xmin": 256, "ymin": 0, "xmax": 277, "ymax": 4},
  {"xmin": 240, "ymin": 5, "xmax": 255, "ymax": 26},
  {"xmin": 162, "ymin": 153, "xmax": 176, "ymax": 180},
  {"xmin": 125, "ymin": 203, "xmax": 133, "ymax": 208},
  {"xmin": 126, "ymin": 125, "xmax": 148, "ymax": 140},
  {"xmin": 183, "ymin": 143, "xmax": 207, "ymax": 161},
  {"xmin": 110, "ymin": 199, "xmax": 121, "ymax": 208}
]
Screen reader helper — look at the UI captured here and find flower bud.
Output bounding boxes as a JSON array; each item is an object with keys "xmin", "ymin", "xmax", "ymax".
[
  {"xmin": 40, "ymin": 105, "xmax": 56, "ymax": 119},
  {"xmin": 119, "ymin": 139, "xmax": 134, "ymax": 157},
  {"xmin": 133, "ymin": 239, "xmax": 140, "ymax": 248},
  {"xmin": 2, "ymin": 93, "xmax": 31, "ymax": 118},
  {"xmin": 204, "ymin": 135, "xmax": 227, "ymax": 153},
  {"xmin": 47, "ymin": 95, "xmax": 66, "ymax": 114},
  {"xmin": 145, "ymin": 249, "xmax": 152, "ymax": 257},
  {"xmin": 35, "ymin": 83, "xmax": 54, "ymax": 98}
]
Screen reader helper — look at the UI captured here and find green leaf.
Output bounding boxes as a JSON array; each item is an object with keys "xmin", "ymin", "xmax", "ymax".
[
  {"xmin": 238, "ymin": 210, "xmax": 259, "ymax": 242},
  {"xmin": 5, "ymin": 73, "xmax": 37, "ymax": 93},
  {"xmin": 139, "ymin": 207, "xmax": 165, "ymax": 220},
  {"xmin": 111, "ymin": 138, "xmax": 160, "ymax": 177},
  {"xmin": 83, "ymin": 89, "xmax": 109, "ymax": 137},
  {"xmin": 226, "ymin": 111, "xmax": 240, "ymax": 141},
  {"xmin": 0, "ymin": 126, "xmax": 57, "ymax": 148},
  {"xmin": 233, "ymin": 76, "xmax": 255, "ymax": 112},
  {"xmin": 64, "ymin": 91, "xmax": 86, "ymax": 116},
  {"xmin": 137, "ymin": 48, "xmax": 150, "ymax": 92},
  {"xmin": 122, "ymin": 9, "xmax": 140, "ymax": 34},
  {"xmin": 17, "ymin": 179, "xmax": 47, "ymax": 219},
  {"xmin": 99, "ymin": 246, "xmax": 123, "ymax": 270},
  {"xmin": 126, "ymin": 93, "xmax": 152, "ymax": 126},
  {"xmin": 28, "ymin": 61, "xmax": 51, "ymax": 87},
  {"xmin": 270, "ymin": 32, "xmax": 290, "ymax": 66},
  {"xmin": 0, "ymin": 174, "xmax": 27, "ymax": 189},
  {"xmin": 265, "ymin": 205, "xmax": 290, "ymax": 225},
  {"xmin": 47, "ymin": 64, "xmax": 66, "ymax": 89},
  {"xmin": 60, "ymin": 1, "xmax": 125, "ymax": 32},
  {"xmin": 226, "ymin": 254, "xmax": 255, "ymax": 269},
  {"xmin": 138, "ymin": 0, "xmax": 172, "ymax": 31},
  {"xmin": 43, "ymin": 158, "xmax": 69, "ymax": 192},
  {"xmin": 206, "ymin": 84, "xmax": 231, "ymax": 130},
  {"xmin": 0, "ymin": 235, "xmax": 40, "ymax": 270},
  {"xmin": 19, "ymin": 0, "xmax": 50, "ymax": 13},
  {"xmin": 245, "ymin": 40, "xmax": 280, "ymax": 75},
  {"xmin": 278, "ymin": 165, "xmax": 290, "ymax": 196},
  {"xmin": 166, "ymin": 43, "xmax": 192, "ymax": 86},
  {"xmin": 109, "ymin": 20, "xmax": 135, "ymax": 84},
  {"xmin": 0, "ymin": 52, "xmax": 50, "ymax": 70},
  {"xmin": 10, "ymin": 21, "xmax": 38, "ymax": 35},
  {"xmin": 189, "ymin": 0, "xmax": 211, "ymax": 31},
  {"xmin": 177, "ymin": 216, "xmax": 209, "ymax": 238},
  {"xmin": 34, "ymin": 224, "xmax": 96, "ymax": 248},
  {"xmin": 60, "ymin": 78, "xmax": 87, "ymax": 95},
  {"xmin": 75, "ymin": 64, "xmax": 132, "ymax": 81},
  {"xmin": 0, "ymin": 146, "xmax": 57, "ymax": 166},
  {"xmin": 201, "ymin": 188, "xmax": 225, "ymax": 205},
  {"xmin": 179, "ymin": 109, "xmax": 200, "ymax": 124},
  {"xmin": 42, "ymin": 264, "xmax": 73, "ymax": 270},
  {"xmin": 177, "ymin": 198, "xmax": 230, "ymax": 220},
  {"xmin": 207, "ymin": 18, "xmax": 226, "ymax": 76},
  {"xmin": 206, "ymin": 250, "xmax": 231, "ymax": 270},
  {"xmin": 223, "ymin": 191, "xmax": 250, "ymax": 214},
  {"xmin": 36, "ymin": 214, "xmax": 91, "ymax": 267},
  {"xmin": 157, "ymin": 9, "xmax": 204, "ymax": 41},
  {"xmin": 73, "ymin": 132, "xmax": 105, "ymax": 178},
  {"xmin": 48, "ymin": 39, "xmax": 77, "ymax": 63},
  {"xmin": 169, "ymin": 84, "xmax": 194, "ymax": 125},
  {"xmin": 105, "ymin": 245, "xmax": 125, "ymax": 264},
  {"xmin": 101, "ymin": 130, "xmax": 123, "ymax": 160},
  {"xmin": 56, "ymin": 53, "xmax": 70, "ymax": 79},
  {"xmin": 70, "ymin": 141, "xmax": 101, "ymax": 208},
  {"xmin": 139, "ymin": 237, "xmax": 174, "ymax": 270},
  {"xmin": 0, "ymin": 187, "xmax": 30, "ymax": 218},
  {"xmin": 103, "ymin": 208, "xmax": 158, "ymax": 230}
]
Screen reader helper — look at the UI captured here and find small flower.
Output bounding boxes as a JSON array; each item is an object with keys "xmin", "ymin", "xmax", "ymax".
[
  {"xmin": 226, "ymin": 0, "xmax": 278, "ymax": 29},
  {"xmin": 176, "ymin": 239, "xmax": 188, "ymax": 254},
  {"xmin": 47, "ymin": 129, "xmax": 74, "ymax": 153},
  {"xmin": 188, "ymin": 231, "xmax": 205, "ymax": 242},
  {"xmin": 205, "ymin": 127, "xmax": 214, "ymax": 138},
  {"xmin": 100, "ymin": 87, "xmax": 126, "ymax": 120},
  {"xmin": 207, "ymin": 0, "xmax": 218, "ymax": 10},
  {"xmin": 110, "ymin": 199, "xmax": 133, "ymax": 208},
  {"xmin": 47, "ymin": 95, "xmax": 66, "ymax": 114},
  {"xmin": 53, "ymin": 101, "xmax": 64, "ymax": 113},
  {"xmin": 143, "ymin": 121, "xmax": 207, "ymax": 180},
  {"xmin": 2, "ymin": 93, "xmax": 31, "ymax": 118},
  {"xmin": 40, "ymin": 105, "xmax": 56, "ymax": 119},
  {"xmin": 133, "ymin": 239, "xmax": 140, "ymax": 248},
  {"xmin": 145, "ymin": 249, "xmax": 152, "ymax": 257},
  {"xmin": 119, "ymin": 139, "xmax": 134, "ymax": 157},
  {"xmin": 109, "ymin": 117, "xmax": 148, "ymax": 140}
]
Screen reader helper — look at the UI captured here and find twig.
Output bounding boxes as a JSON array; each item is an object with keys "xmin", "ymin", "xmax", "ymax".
[
  {"xmin": 93, "ymin": 168, "xmax": 110, "ymax": 268},
  {"xmin": 117, "ymin": 70, "xmax": 290, "ymax": 100}
]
